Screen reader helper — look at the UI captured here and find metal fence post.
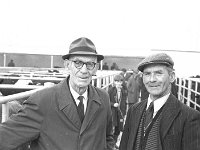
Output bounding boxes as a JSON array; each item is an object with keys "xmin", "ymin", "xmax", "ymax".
[
  {"xmin": 187, "ymin": 79, "xmax": 192, "ymax": 107},
  {"xmin": 1, "ymin": 103, "xmax": 9, "ymax": 123}
]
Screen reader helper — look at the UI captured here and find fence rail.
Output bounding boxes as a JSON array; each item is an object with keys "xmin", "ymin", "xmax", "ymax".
[
  {"xmin": 176, "ymin": 77, "xmax": 200, "ymax": 111},
  {"xmin": 1, "ymin": 73, "xmax": 200, "ymax": 123},
  {"xmin": 0, "ymin": 71, "xmax": 119, "ymax": 122}
]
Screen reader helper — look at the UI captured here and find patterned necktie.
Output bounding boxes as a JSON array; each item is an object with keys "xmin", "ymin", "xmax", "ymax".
[
  {"xmin": 77, "ymin": 96, "xmax": 84, "ymax": 123},
  {"xmin": 144, "ymin": 101, "xmax": 154, "ymax": 130}
]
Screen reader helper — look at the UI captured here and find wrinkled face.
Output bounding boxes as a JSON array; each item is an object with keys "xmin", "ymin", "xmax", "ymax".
[
  {"xmin": 64, "ymin": 55, "xmax": 98, "ymax": 90},
  {"xmin": 142, "ymin": 64, "xmax": 175, "ymax": 100}
]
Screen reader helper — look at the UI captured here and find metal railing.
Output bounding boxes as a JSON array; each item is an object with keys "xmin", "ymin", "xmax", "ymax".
[
  {"xmin": 1, "ymin": 73, "xmax": 200, "ymax": 123},
  {"xmin": 0, "ymin": 70, "xmax": 120, "ymax": 123},
  {"xmin": 176, "ymin": 77, "xmax": 200, "ymax": 111}
]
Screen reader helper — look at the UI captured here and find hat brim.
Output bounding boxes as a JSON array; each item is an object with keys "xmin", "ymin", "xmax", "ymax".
[
  {"xmin": 138, "ymin": 61, "xmax": 173, "ymax": 72},
  {"xmin": 62, "ymin": 52, "xmax": 104, "ymax": 61}
]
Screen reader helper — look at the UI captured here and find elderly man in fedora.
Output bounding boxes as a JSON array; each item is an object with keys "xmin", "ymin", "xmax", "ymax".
[
  {"xmin": 0, "ymin": 37, "xmax": 115, "ymax": 150},
  {"xmin": 119, "ymin": 53, "xmax": 200, "ymax": 150}
]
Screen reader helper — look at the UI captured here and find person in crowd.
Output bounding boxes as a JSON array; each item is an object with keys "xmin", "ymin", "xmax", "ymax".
[
  {"xmin": 137, "ymin": 71, "xmax": 149, "ymax": 101},
  {"xmin": 119, "ymin": 69, "xmax": 128, "ymax": 114},
  {"xmin": 126, "ymin": 70, "xmax": 141, "ymax": 108},
  {"xmin": 124, "ymin": 69, "xmax": 133, "ymax": 83},
  {"xmin": 120, "ymin": 68, "xmax": 127, "ymax": 77},
  {"xmin": 111, "ymin": 62, "xmax": 119, "ymax": 70},
  {"xmin": 119, "ymin": 68, "xmax": 128, "ymax": 94},
  {"xmin": 120, "ymin": 53, "xmax": 200, "ymax": 150},
  {"xmin": 8, "ymin": 59, "xmax": 15, "ymax": 67},
  {"xmin": 102, "ymin": 62, "xmax": 109, "ymax": 70},
  {"xmin": 108, "ymin": 74, "xmax": 126, "ymax": 149},
  {"xmin": 0, "ymin": 37, "xmax": 115, "ymax": 150}
]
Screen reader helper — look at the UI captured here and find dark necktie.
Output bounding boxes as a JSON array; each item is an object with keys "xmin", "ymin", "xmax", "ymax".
[
  {"xmin": 144, "ymin": 101, "xmax": 154, "ymax": 130},
  {"xmin": 77, "ymin": 96, "xmax": 85, "ymax": 123}
]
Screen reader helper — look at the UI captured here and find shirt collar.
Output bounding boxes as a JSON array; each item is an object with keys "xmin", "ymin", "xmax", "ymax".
[
  {"xmin": 69, "ymin": 82, "xmax": 88, "ymax": 101},
  {"xmin": 147, "ymin": 93, "xmax": 170, "ymax": 114}
]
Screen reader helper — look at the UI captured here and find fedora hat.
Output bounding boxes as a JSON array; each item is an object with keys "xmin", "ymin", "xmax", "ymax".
[
  {"xmin": 137, "ymin": 53, "xmax": 174, "ymax": 72},
  {"xmin": 62, "ymin": 37, "xmax": 104, "ymax": 61}
]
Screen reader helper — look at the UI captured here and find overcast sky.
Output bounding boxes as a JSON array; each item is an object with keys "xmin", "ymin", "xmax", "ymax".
[{"xmin": 0, "ymin": 0, "xmax": 200, "ymax": 76}]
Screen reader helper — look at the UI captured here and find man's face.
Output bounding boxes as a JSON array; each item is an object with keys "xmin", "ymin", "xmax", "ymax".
[
  {"xmin": 65, "ymin": 55, "xmax": 98, "ymax": 90},
  {"xmin": 142, "ymin": 64, "xmax": 175, "ymax": 100}
]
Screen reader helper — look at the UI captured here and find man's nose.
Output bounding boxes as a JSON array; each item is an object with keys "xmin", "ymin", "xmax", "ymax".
[
  {"xmin": 149, "ymin": 73, "xmax": 156, "ymax": 82},
  {"xmin": 80, "ymin": 64, "xmax": 88, "ymax": 72}
]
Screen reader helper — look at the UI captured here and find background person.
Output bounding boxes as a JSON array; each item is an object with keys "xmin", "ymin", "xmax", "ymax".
[
  {"xmin": 111, "ymin": 62, "xmax": 119, "ymax": 70},
  {"xmin": 137, "ymin": 72, "xmax": 149, "ymax": 101},
  {"xmin": 124, "ymin": 69, "xmax": 133, "ymax": 83},
  {"xmin": 102, "ymin": 62, "xmax": 109, "ymax": 70},
  {"xmin": 126, "ymin": 70, "xmax": 141, "ymax": 108},
  {"xmin": 8, "ymin": 59, "xmax": 15, "ymax": 67},
  {"xmin": 0, "ymin": 37, "xmax": 115, "ymax": 150},
  {"xmin": 120, "ymin": 53, "xmax": 200, "ymax": 150},
  {"xmin": 108, "ymin": 74, "xmax": 126, "ymax": 149}
]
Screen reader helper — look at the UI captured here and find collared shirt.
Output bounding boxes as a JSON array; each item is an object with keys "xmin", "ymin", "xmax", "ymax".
[
  {"xmin": 69, "ymin": 83, "xmax": 88, "ymax": 114},
  {"xmin": 146, "ymin": 93, "xmax": 170, "ymax": 117}
]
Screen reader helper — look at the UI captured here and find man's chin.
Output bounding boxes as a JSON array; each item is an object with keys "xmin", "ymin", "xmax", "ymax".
[
  {"xmin": 148, "ymin": 90, "xmax": 160, "ymax": 96},
  {"xmin": 78, "ymin": 81, "xmax": 90, "ymax": 87}
]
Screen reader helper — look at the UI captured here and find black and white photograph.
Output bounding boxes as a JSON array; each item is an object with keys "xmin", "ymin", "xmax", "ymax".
[{"xmin": 0, "ymin": 0, "xmax": 200, "ymax": 150}]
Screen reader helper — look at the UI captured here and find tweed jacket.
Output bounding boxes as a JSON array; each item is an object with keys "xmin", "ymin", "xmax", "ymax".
[
  {"xmin": 0, "ymin": 78, "xmax": 114, "ymax": 150},
  {"xmin": 119, "ymin": 94, "xmax": 200, "ymax": 150}
]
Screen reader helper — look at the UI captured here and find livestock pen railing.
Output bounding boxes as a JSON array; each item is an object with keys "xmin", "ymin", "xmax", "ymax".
[
  {"xmin": 176, "ymin": 77, "xmax": 200, "ymax": 111},
  {"xmin": 0, "ymin": 70, "xmax": 120, "ymax": 123},
  {"xmin": 1, "ymin": 73, "xmax": 200, "ymax": 123}
]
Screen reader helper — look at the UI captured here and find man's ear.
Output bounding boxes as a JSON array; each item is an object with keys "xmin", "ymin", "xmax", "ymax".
[{"xmin": 169, "ymin": 71, "xmax": 176, "ymax": 83}]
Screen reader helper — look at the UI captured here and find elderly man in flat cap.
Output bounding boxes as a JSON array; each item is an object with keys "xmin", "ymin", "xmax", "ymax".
[
  {"xmin": 120, "ymin": 53, "xmax": 200, "ymax": 150},
  {"xmin": 0, "ymin": 37, "xmax": 115, "ymax": 150}
]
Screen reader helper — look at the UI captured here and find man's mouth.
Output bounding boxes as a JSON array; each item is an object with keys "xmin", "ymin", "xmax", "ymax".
[
  {"xmin": 79, "ymin": 76, "xmax": 89, "ymax": 80},
  {"xmin": 149, "ymin": 85, "xmax": 159, "ymax": 88}
]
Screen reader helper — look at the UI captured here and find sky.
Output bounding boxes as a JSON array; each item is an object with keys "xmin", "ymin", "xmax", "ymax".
[{"xmin": 0, "ymin": 0, "xmax": 200, "ymax": 77}]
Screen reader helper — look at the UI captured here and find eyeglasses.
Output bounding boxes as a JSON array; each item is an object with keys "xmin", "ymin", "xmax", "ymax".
[{"xmin": 71, "ymin": 60, "xmax": 97, "ymax": 70}]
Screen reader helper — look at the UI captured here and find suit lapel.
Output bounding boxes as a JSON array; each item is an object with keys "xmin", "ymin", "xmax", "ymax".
[
  {"xmin": 57, "ymin": 78, "xmax": 82, "ymax": 129},
  {"xmin": 80, "ymin": 85, "xmax": 101, "ymax": 134},
  {"xmin": 131, "ymin": 100, "xmax": 147, "ymax": 146},
  {"xmin": 57, "ymin": 79, "xmax": 102, "ymax": 133},
  {"xmin": 160, "ymin": 94, "xmax": 181, "ymax": 139}
]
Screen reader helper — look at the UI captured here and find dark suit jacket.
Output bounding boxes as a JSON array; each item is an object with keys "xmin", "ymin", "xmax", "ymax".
[
  {"xmin": 120, "ymin": 94, "xmax": 200, "ymax": 150},
  {"xmin": 0, "ymin": 78, "xmax": 114, "ymax": 150}
]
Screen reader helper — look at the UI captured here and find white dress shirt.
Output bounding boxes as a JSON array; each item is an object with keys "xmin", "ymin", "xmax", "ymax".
[
  {"xmin": 146, "ymin": 93, "xmax": 170, "ymax": 117},
  {"xmin": 69, "ymin": 84, "xmax": 88, "ymax": 114}
]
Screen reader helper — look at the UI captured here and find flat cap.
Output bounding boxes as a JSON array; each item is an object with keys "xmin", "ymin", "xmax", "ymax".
[
  {"xmin": 62, "ymin": 37, "xmax": 104, "ymax": 61},
  {"xmin": 137, "ymin": 53, "xmax": 174, "ymax": 72}
]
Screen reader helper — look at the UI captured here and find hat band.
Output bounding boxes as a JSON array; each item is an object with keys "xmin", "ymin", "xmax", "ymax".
[{"xmin": 70, "ymin": 46, "xmax": 97, "ymax": 54}]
